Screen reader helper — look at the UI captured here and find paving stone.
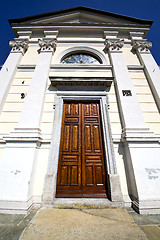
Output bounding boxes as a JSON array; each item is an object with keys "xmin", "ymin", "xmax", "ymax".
[
  {"xmin": 0, "ymin": 210, "xmax": 36, "ymax": 240},
  {"xmin": 128, "ymin": 209, "xmax": 160, "ymax": 226},
  {"xmin": 140, "ymin": 225, "xmax": 160, "ymax": 240}
]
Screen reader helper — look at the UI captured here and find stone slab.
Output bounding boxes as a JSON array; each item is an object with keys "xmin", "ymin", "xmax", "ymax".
[
  {"xmin": 0, "ymin": 210, "xmax": 36, "ymax": 240},
  {"xmin": 141, "ymin": 225, "xmax": 160, "ymax": 240},
  {"xmin": 19, "ymin": 208, "xmax": 148, "ymax": 240}
]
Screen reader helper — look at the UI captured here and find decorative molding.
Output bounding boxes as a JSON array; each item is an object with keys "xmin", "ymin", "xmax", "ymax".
[
  {"xmin": 50, "ymin": 64, "xmax": 112, "ymax": 72},
  {"xmin": 3, "ymin": 128, "xmax": 42, "ymax": 145},
  {"xmin": 16, "ymin": 64, "xmax": 112, "ymax": 73},
  {"xmin": 38, "ymin": 38, "xmax": 57, "ymax": 52},
  {"xmin": 17, "ymin": 64, "xmax": 144, "ymax": 72},
  {"xmin": 105, "ymin": 39, "xmax": 124, "ymax": 52},
  {"xmin": 44, "ymin": 30, "xmax": 58, "ymax": 38},
  {"xmin": 17, "ymin": 31, "xmax": 32, "ymax": 39},
  {"xmin": 50, "ymin": 77, "xmax": 113, "ymax": 87},
  {"xmin": 129, "ymin": 31, "xmax": 144, "ymax": 40},
  {"xmin": 9, "ymin": 39, "xmax": 29, "ymax": 54},
  {"xmin": 132, "ymin": 40, "xmax": 152, "ymax": 53},
  {"xmin": 17, "ymin": 65, "xmax": 36, "ymax": 72},
  {"xmin": 127, "ymin": 65, "xmax": 144, "ymax": 71},
  {"xmin": 104, "ymin": 31, "xmax": 118, "ymax": 38},
  {"xmin": 121, "ymin": 127, "xmax": 160, "ymax": 142}
]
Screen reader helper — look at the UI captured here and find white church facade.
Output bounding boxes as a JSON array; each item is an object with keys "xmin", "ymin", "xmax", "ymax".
[{"xmin": 0, "ymin": 7, "xmax": 160, "ymax": 214}]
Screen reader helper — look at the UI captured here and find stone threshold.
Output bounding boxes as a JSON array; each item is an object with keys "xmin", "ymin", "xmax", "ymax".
[{"xmin": 44, "ymin": 198, "xmax": 125, "ymax": 209}]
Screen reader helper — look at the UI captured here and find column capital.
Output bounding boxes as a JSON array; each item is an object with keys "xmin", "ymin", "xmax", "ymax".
[
  {"xmin": 9, "ymin": 39, "xmax": 29, "ymax": 54},
  {"xmin": 38, "ymin": 38, "xmax": 57, "ymax": 53},
  {"xmin": 105, "ymin": 39, "xmax": 124, "ymax": 52},
  {"xmin": 132, "ymin": 40, "xmax": 152, "ymax": 53}
]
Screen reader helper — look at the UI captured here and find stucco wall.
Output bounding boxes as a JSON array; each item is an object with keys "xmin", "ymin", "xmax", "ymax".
[
  {"xmin": 122, "ymin": 45, "xmax": 140, "ymax": 65},
  {"xmin": 129, "ymin": 71, "xmax": 160, "ymax": 134},
  {"xmin": 31, "ymin": 148, "xmax": 50, "ymax": 198},
  {"xmin": 40, "ymin": 80, "xmax": 55, "ymax": 137},
  {"xmin": 0, "ymin": 72, "xmax": 32, "ymax": 134},
  {"xmin": 108, "ymin": 83, "xmax": 122, "ymax": 135},
  {"xmin": 20, "ymin": 45, "xmax": 39, "ymax": 65}
]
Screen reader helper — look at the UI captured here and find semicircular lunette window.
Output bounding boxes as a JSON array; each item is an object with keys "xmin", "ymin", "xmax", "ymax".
[{"xmin": 62, "ymin": 53, "xmax": 101, "ymax": 64}]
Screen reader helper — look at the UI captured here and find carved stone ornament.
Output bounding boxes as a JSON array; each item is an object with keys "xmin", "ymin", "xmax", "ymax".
[
  {"xmin": 132, "ymin": 40, "xmax": 152, "ymax": 53},
  {"xmin": 38, "ymin": 39, "xmax": 57, "ymax": 52},
  {"xmin": 9, "ymin": 40, "xmax": 29, "ymax": 54},
  {"xmin": 105, "ymin": 39, "xmax": 124, "ymax": 52}
]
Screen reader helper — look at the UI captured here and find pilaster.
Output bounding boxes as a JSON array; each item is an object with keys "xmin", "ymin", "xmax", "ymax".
[
  {"xmin": 105, "ymin": 37, "xmax": 148, "ymax": 133},
  {"xmin": 105, "ymin": 35, "xmax": 160, "ymax": 214},
  {"xmin": 16, "ymin": 36, "xmax": 57, "ymax": 138},
  {"xmin": 0, "ymin": 33, "xmax": 58, "ymax": 213},
  {"xmin": 0, "ymin": 39, "xmax": 28, "ymax": 113},
  {"xmin": 131, "ymin": 37, "xmax": 160, "ymax": 111}
]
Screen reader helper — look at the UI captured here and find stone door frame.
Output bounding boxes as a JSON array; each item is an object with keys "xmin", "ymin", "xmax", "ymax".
[{"xmin": 42, "ymin": 91, "xmax": 123, "ymax": 204}]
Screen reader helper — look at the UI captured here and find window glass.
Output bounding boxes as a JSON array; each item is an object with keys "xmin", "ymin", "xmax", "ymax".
[{"xmin": 62, "ymin": 53, "xmax": 101, "ymax": 64}]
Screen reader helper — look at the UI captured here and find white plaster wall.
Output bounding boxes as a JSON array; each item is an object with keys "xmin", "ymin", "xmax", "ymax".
[
  {"xmin": 122, "ymin": 46, "xmax": 140, "ymax": 65},
  {"xmin": 107, "ymin": 84, "xmax": 129, "ymax": 201},
  {"xmin": 32, "ymin": 148, "xmax": 50, "ymax": 197},
  {"xmin": 0, "ymin": 147, "xmax": 36, "ymax": 201},
  {"xmin": 0, "ymin": 149, "xmax": 4, "ymax": 164},
  {"xmin": 114, "ymin": 145, "xmax": 129, "ymax": 198},
  {"xmin": 108, "ymin": 83, "xmax": 122, "ymax": 135},
  {"xmin": 130, "ymin": 71, "xmax": 160, "ymax": 134},
  {"xmin": 40, "ymin": 79, "xmax": 55, "ymax": 136}
]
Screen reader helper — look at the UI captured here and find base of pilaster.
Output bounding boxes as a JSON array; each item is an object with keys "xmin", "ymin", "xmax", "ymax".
[
  {"xmin": 3, "ymin": 128, "xmax": 42, "ymax": 144},
  {"xmin": 132, "ymin": 198, "xmax": 160, "ymax": 215},
  {"xmin": 0, "ymin": 195, "xmax": 41, "ymax": 214},
  {"xmin": 122, "ymin": 131, "xmax": 160, "ymax": 215},
  {"xmin": 122, "ymin": 127, "xmax": 160, "ymax": 141}
]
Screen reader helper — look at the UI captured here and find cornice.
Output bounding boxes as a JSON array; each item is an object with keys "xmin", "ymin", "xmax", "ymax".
[
  {"xmin": 17, "ymin": 64, "xmax": 113, "ymax": 72},
  {"xmin": 25, "ymin": 39, "xmax": 133, "ymax": 46},
  {"xmin": 12, "ymin": 25, "xmax": 150, "ymax": 30},
  {"xmin": 50, "ymin": 64, "xmax": 112, "ymax": 72},
  {"xmin": 50, "ymin": 77, "xmax": 113, "ymax": 87},
  {"xmin": 8, "ymin": 6, "xmax": 153, "ymax": 26},
  {"xmin": 11, "ymin": 24, "xmax": 150, "ymax": 40},
  {"xmin": 17, "ymin": 64, "xmax": 144, "ymax": 72}
]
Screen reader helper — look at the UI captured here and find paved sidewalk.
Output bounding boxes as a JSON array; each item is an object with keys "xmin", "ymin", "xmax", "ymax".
[
  {"xmin": 19, "ymin": 208, "xmax": 148, "ymax": 240},
  {"xmin": 0, "ymin": 207, "xmax": 160, "ymax": 240},
  {"xmin": 128, "ymin": 208, "xmax": 160, "ymax": 240},
  {"xmin": 0, "ymin": 210, "xmax": 36, "ymax": 240}
]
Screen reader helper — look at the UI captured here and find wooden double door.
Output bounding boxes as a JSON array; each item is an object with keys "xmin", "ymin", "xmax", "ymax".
[{"xmin": 56, "ymin": 102, "xmax": 107, "ymax": 198}]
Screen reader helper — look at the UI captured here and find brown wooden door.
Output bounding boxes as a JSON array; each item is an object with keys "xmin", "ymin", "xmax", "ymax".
[{"xmin": 56, "ymin": 102, "xmax": 107, "ymax": 198}]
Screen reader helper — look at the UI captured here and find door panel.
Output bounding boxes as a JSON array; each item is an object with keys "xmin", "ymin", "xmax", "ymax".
[{"xmin": 56, "ymin": 102, "xmax": 107, "ymax": 198}]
